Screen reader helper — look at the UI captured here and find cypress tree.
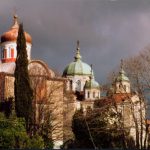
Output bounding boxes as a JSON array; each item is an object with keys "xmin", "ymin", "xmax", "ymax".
[{"xmin": 14, "ymin": 23, "xmax": 33, "ymax": 130}]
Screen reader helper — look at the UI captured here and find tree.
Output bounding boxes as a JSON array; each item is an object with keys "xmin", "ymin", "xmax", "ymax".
[
  {"xmin": 123, "ymin": 55, "xmax": 149, "ymax": 149},
  {"xmin": 72, "ymin": 101, "xmax": 135, "ymax": 149},
  {"xmin": 14, "ymin": 23, "xmax": 33, "ymax": 130},
  {"xmin": 28, "ymin": 62, "xmax": 63, "ymax": 148},
  {"xmin": 0, "ymin": 112, "xmax": 44, "ymax": 149},
  {"xmin": 107, "ymin": 55, "xmax": 149, "ymax": 149}
]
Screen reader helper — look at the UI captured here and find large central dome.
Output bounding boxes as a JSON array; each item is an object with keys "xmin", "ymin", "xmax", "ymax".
[
  {"xmin": 63, "ymin": 60, "xmax": 92, "ymax": 76},
  {"xmin": 63, "ymin": 41, "xmax": 92, "ymax": 76}
]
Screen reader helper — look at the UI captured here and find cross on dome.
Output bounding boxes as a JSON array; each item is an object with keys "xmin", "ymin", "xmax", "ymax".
[
  {"xmin": 12, "ymin": 14, "xmax": 19, "ymax": 29},
  {"xmin": 74, "ymin": 40, "xmax": 82, "ymax": 60},
  {"xmin": 120, "ymin": 59, "xmax": 126, "ymax": 75},
  {"xmin": 121, "ymin": 59, "xmax": 123, "ymax": 70}
]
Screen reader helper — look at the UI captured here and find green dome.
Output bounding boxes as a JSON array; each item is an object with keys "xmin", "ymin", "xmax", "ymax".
[
  {"xmin": 116, "ymin": 69, "xmax": 129, "ymax": 82},
  {"xmin": 63, "ymin": 59, "xmax": 92, "ymax": 76},
  {"xmin": 85, "ymin": 77, "xmax": 100, "ymax": 89},
  {"xmin": 63, "ymin": 41, "xmax": 93, "ymax": 76}
]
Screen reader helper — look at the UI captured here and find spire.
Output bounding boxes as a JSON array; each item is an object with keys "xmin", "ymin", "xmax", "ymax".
[
  {"xmin": 11, "ymin": 14, "xmax": 19, "ymax": 29},
  {"xmin": 121, "ymin": 59, "xmax": 123, "ymax": 70},
  {"xmin": 74, "ymin": 40, "xmax": 82, "ymax": 60},
  {"xmin": 115, "ymin": 59, "xmax": 129, "ymax": 82},
  {"xmin": 120, "ymin": 59, "xmax": 125, "ymax": 74}
]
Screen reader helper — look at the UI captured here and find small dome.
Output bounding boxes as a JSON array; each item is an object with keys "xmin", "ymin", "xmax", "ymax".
[
  {"xmin": 63, "ymin": 41, "xmax": 92, "ymax": 76},
  {"xmin": 116, "ymin": 59, "xmax": 129, "ymax": 82},
  {"xmin": 1, "ymin": 15, "xmax": 32, "ymax": 44},
  {"xmin": 85, "ymin": 77, "xmax": 100, "ymax": 89},
  {"xmin": 116, "ymin": 69, "xmax": 129, "ymax": 82}
]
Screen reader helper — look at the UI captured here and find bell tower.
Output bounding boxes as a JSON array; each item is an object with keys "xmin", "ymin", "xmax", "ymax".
[
  {"xmin": 114, "ymin": 59, "xmax": 131, "ymax": 94},
  {"xmin": 0, "ymin": 15, "xmax": 32, "ymax": 63}
]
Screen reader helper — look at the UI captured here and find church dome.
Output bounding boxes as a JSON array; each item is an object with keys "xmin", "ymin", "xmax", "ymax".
[
  {"xmin": 1, "ymin": 15, "xmax": 32, "ymax": 44},
  {"xmin": 63, "ymin": 60, "xmax": 92, "ymax": 76},
  {"xmin": 63, "ymin": 41, "xmax": 92, "ymax": 76},
  {"xmin": 116, "ymin": 60, "xmax": 129, "ymax": 82},
  {"xmin": 85, "ymin": 76, "xmax": 100, "ymax": 89},
  {"xmin": 116, "ymin": 69, "xmax": 129, "ymax": 82}
]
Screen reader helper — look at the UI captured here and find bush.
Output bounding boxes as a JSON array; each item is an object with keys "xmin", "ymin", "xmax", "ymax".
[{"xmin": 0, "ymin": 112, "xmax": 44, "ymax": 149}]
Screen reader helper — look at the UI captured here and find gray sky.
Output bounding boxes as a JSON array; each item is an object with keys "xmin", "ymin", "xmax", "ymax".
[{"xmin": 1, "ymin": 0, "xmax": 150, "ymax": 84}]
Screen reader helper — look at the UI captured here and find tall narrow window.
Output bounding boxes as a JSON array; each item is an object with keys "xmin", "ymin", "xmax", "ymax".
[
  {"xmin": 8, "ymin": 48, "xmax": 11, "ymax": 58},
  {"xmin": 93, "ymin": 92, "xmax": 95, "ymax": 98},
  {"xmin": 4, "ymin": 49, "xmax": 7, "ymax": 59},
  {"xmin": 11, "ymin": 48, "xmax": 14, "ymax": 58}
]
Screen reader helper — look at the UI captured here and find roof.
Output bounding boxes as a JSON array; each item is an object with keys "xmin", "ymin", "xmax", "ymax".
[
  {"xmin": 116, "ymin": 69, "xmax": 129, "ymax": 82},
  {"xmin": 113, "ymin": 93, "xmax": 131, "ymax": 103},
  {"xmin": 146, "ymin": 119, "xmax": 150, "ymax": 125},
  {"xmin": 1, "ymin": 15, "xmax": 32, "ymax": 43},
  {"xmin": 84, "ymin": 76, "xmax": 100, "ymax": 89},
  {"xmin": 63, "ymin": 41, "xmax": 92, "ymax": 76},
  {"xmin": 63, "ymin": 59, "xmax": 92, "ymax": 76},
  {"xmin": 94, "ymin": 98, "xmax": 114, "ymax": 108},
  {"xmin": 115, "ymin": 60, "xmax": 129, "ymax": 82}
]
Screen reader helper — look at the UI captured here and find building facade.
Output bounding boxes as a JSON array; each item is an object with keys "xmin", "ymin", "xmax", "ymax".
[
  {"xmin": 63, "ymin": 41, "xmax": 100, "ymax": 111},
  {"xmin": 0, "ymin": 15, "xmax": 77, "ymax": 148},
  {"xmin": 0, "ymin": 15, "xmax": 147, "ymax": 148},
  {"xmin": 108, "ymin": 60, "xmax": 147, "ymax": 148}
]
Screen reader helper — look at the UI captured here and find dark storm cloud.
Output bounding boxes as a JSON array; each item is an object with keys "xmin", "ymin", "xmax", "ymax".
[{"xmin": 1, "ymin": 0, "xmax": 150, "ymax": 84}]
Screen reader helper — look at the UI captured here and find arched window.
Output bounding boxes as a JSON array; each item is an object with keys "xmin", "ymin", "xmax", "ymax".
[{"xmin": 76, "ymin": 80, "xmax": 81, "ymax": 91}]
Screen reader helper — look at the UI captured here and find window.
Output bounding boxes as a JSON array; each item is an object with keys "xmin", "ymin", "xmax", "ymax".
[
  {"xmin": 93, "ymin": 92, "xmax": 95, "ymax": 98},
  {"xmin": 8, "ymin": 47, "xmax": 11, "ymax": 58},
  {"xmin": 3, "ymin": 49, "xmax": 7, "ymax": 58},
  {"xmin": 11, "ymin": 48, "xmax": 14, "ymax": 58},
  {"xmin": 76, "ymin": 80, "xmax": 81, "ymax": 91}
]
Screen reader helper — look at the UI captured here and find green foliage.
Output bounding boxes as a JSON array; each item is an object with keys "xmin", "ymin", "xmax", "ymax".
[
  {"xmin": 14, "ymin": 23, "xmax": 33, "ymax": 129},
  {"xmin": 0, "ymin": 112, "xmax": 28, "ymax": 148},
  {"xmin": 28, "ymin": 134, "xmax": 44, "ymax": 149},
  {"xmin": 0, "ymin": 112, "xmax": 44, "ymax": 149}
]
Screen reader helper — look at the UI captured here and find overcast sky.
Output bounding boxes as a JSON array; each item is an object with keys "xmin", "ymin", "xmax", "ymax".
[{"xmin": 1, "ymin": 0, "xmax": 150, "ymax": 84}]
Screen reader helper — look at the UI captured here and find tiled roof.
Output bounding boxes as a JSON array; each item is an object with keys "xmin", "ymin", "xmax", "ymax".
[{"xmin": 113, "ymin": 93, "xmax": 131, "ymax": 103}]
